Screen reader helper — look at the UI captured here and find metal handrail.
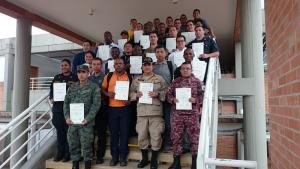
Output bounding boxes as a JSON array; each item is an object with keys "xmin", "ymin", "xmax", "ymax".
[
  {"xmin": 197, "ymin": 58, "xmax": 257, "ymax": 169},
  {"xmin": 0, "ymin": 93, "xmax": 53, "ymax": 169},
  {"xmin": 29, "ymin": 77, "xmax": 53, "ymax": 90}
]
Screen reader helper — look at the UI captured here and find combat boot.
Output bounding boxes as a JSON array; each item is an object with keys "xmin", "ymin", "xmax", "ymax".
[
  {"xmin": 72, "ymin": 161, "xmax": 79, "ymax": 169},
  {"xmin": 137, "ymin": 149, "xmax": 149, "ymax": 168},
  {"xmin": 168, "ymin": 155, "xmax": 181, "ymax": 169},
  {"xmin": 85, "ymin": 160, "xmax": 92, "ymax": 169},
  {"xmin": 150, "ymin": 150, "xmax": 159, "ymax": 169},
  {"xmin": 191, "ymin": 154, "xmax": 197, "ymax": 169}
]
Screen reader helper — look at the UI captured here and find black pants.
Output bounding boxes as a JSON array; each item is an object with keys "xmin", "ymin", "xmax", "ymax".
[
  {"xmin": 94, "ymin": 101, "xmax": 108, "ymax": 159},
  {"xmin": 107, "ymin": 106, "xmax": 131, "ymax": 159},
  {"xmin": 162, "ymin": 101, "xmax": 172, "ymax": 147},
  {"xmin": 52, "ymin": 110, "xmax": 69, "ymax": 155}
]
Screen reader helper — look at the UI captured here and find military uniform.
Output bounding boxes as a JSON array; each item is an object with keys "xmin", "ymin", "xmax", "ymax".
[
  {"xmin": 64, "ymin": 79, "xmax": 101, "ymax": 162},
  {"xmin": 49, "ymin": 73, "xmax": 78, "ymax": 160},
  {"xmin": 130, "ymin": 73, "xmax": 167, "ymax": 150},
  {"xmin": 166, "ymin": 75, "xmax": 203, "ymax": 155}
]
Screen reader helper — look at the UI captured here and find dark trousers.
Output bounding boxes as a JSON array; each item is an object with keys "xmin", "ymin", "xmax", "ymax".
[
  {"xmin": 52, "ymin": 110, "xmax": 69, "ymax": 155},
  {"xmin": 94, "ymin": 101, "xmax": 108, "ymax": 158},
  {"xmin": 162, "ymin": 101, "xmax": 172, "ymax": 147},
  {"xmin": 107, "ymin": 106, "xmax": 131, "ymax": 159}
]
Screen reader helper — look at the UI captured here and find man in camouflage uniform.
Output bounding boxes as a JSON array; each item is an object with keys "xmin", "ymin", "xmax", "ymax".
[
  {"xmin": 167, "ymin": 62, "xmax": 203, "ymax": 169},
  {"xmin": 130, "ymin": 57, "xmax": 167, "ymax": 169},
  {"xmin": 64, "ymin": 64, "xmax": 101, "ymax": 169}
]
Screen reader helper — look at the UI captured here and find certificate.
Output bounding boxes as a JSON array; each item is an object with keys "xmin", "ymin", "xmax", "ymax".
[
  {"xmin": 107, "ymin": 60, "xmax": 115, "ymax": 72},
  {"xmin": 173, "ymin": 52, "xmax": 185, "ymax": 67},
  {"xmin": 166, "ymin": 38, "xmax": 176, "ymax": 53},
  {"xmin": 53, "ymin": 83, "xmax": 66, "ymax": 101},
  {"xmin": 114, "ymin": 81, "xmax": 130, "ymax": 100},
  {"xmin": 192, "ymin": 59, "xmax": 207, "ymax": 81},
  {"xmin": 130, "ymin": 56, "xmax": 143, "ymax": 74},
  {"xmin": 176, "ymin": 88, "xmax": 192, "ymax": 110},
  {"xmin": 118, "ymin": 39, "xmax": 127, "ymax": 51},
  {"xmin": 97, "ymin": 45, "xmax": 110, "ymax": 61},
  {"xmin": 146, "ymin": 53, "xmax": 157, "ymax": 62},
  {"xmin": 192, "ymin": 42, "xmax": 204, "ymax": 58},
  {"xmin": 139, "ymin": 83, "xmax": 153, "ymax": 104},
  {"xmin": 134, "ymin": 30, "xmax": 143, "ymax": 43},
  {"xmin": 140, "ymin": 35, "xmax": 150, "ymax": 49},
  {"xmin": 70, "ymin": 103, "xmax": 84, "ymax": 124},
  {"xmin": 181, "ymin": 32, "xmax": 196, "ymax": 44}
]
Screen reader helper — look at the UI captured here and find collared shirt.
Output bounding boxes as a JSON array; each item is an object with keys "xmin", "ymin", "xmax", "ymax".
[
  {"xmin": 187, "ymin": 36, "xmax": 219, "ymax": 62},
  {"xmin": 72, "ymin": 51, "xmax": 86, "ymax": 73},
  {"xmin": 167, "ymin": 76, "xmax": 203, "ymax": 115},
  {"xmin": 153, "ymin": 60, "xmax": 175, "ymax": 86},
  {"xmin": 130, "ymin": 73, "xmax": 167, "ymax": 117},
  {"xmin": 89, "ymin": 72, "xmax": 105, "ymax": 89},
  {"xmin": 168, "ymin": 47, "xmax": 187, "ymax": 67},
  {"xmin": 102, "ymin": 71, "xmax": 131, "ymax": 107},
  {"xmin": 64, "ymin": 80, "xmax": 101, "ymax": 126}
]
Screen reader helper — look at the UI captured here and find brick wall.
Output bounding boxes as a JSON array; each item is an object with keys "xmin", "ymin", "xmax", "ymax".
[
  {"xmin": 217, "ymin": 135, "xmax": 238, "ymax": 169},
  {"xmin": 265, "ymin": 0, "xmax": 300, "ymax": 169}
]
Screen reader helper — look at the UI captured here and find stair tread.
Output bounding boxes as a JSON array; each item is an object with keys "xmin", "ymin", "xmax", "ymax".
[{"xmin": 46, "ymin": 159, "xmax": 190, "ymax": 169}]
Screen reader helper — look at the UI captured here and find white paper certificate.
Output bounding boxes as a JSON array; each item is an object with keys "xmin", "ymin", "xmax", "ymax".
[
  {"xmin": 181, "ymin": 32, "xmax": 196, "ymax": 44},
  {"xmin": 140, "ymin": 35, "xmax": 150, "ymax": 49},
  {"xmin": 70, "ymin": 103, "xmax": 84, "ymax": 124},
  {"xmin": 176, "ymin": 88, "xmax": 192, "ymax": 110},
  {"xmin": 146, "ymin": 53, "xmax": 157, "ymax": 62},
  {"xmin": 166, "ymin": 38, "xmax": 176, "ymax": 53},
  {"xmin": 192, "ymin": 59, "xmax": 207, "ymax": 81},
  {"xmin": 97, "ymin": 45, "xmax": 110, "ymax": 61},
  {"xmin": 118, "ymin": 39, "xmax": 127, "ymax": 51},
  {"xmin": 134, "ymin": 30, "xmax": 144, "ymax": 43},
  {"xmin": 192, "ymin": 42, "xmax": 204, "ymax": 58},
  {"xmin": 130, "ymin": 56, "xmax": 143, "ymax": 74},
  {"xmin": 107, "ymin": 60, "xmax": 115, "ymax": 72},
  {"xmin": 53, "ymin": 83, "xmax": 66, "ymax": 101},
  {"xmin": 114, "ymin": 81, "xmax": 130, "ymax": 100},
  {"xmin": 173, "ymin": 52, "xmax": 185, "ymax": 67},
  {"xmin": 139, "ymin": 83, "xmax": 154, "ymax": 104}
]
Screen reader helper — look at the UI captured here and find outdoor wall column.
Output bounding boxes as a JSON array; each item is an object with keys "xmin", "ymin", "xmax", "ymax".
[
  {"xmin": 240, "ymin": 0, "xmax": 268, "ymax": 169},
  {"xmin": 10, "ymin": 17, "xmax": 32, "ymax": 168},
  {"xmin": 3, "ymin": 41, "xmax": 15, "ymax": 112}
]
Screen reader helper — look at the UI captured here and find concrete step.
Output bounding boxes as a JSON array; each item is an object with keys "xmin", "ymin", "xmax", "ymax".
[
  {"xmin": 103, "ymin": 148, "xmax": 192, "ymax": 165},
  {"xmin": 46, "ymin": 159, "xmax": 190, "ymax": 169}
]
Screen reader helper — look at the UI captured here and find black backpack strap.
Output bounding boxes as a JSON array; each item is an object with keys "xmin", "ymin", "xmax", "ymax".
[
  {"xmin": 106, "ymin": 72, "xmax": 113, "ymax": 89},
  {"xmin": 167, "ymin": 61, "xmax": 174, "ymax": 81}
]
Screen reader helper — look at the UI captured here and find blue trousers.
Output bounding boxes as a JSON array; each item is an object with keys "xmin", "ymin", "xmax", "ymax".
[{"xmin": 107, "ymin": 106, "xmax": 131, "ymax": 159}]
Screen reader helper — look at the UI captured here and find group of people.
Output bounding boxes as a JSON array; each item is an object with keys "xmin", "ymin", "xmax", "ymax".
[{"xmin": 49, "ymin": 9, "xmax": 219, "ymax": 169}]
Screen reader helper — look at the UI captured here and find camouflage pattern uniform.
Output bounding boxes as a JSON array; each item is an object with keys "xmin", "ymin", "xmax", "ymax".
[
  {"xmin": 166, "ymin": 76, "xmax": 203, "ymax": 155},
  {"xmin": 130, "ymin": 73, "xmax": 167, "ymax": 150},
  {"xmin": 64, "ymin": 80, "xmax": 101, "ymax": 161}
]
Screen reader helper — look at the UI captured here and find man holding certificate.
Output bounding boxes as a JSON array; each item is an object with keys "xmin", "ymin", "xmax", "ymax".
[
  {"xmin": 49, "ymin": 59, "xmax": 78, "ymax": 162},
  {"xmin": 102, "ymin": 58, "xmax": 132, "ymax": 167},
  {"xmin": 167, "ymin": 62, "xmax": 204, "ymax": 169},
  {"xmin": 187, "ymin": 25, "xmax": 219, "ymax": 83},
  {"xmin": 64, "ymin": 64, "xmax": 101, "ymax": 169},
  {"xmin": 129, "ymin": 57, "xmax": 167, "ymax": 169}
]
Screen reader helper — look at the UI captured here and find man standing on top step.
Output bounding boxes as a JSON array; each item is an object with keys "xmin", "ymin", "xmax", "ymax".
[
  {"xmin": 167, "ymin": 62, "xmax": 204, "ymax": 169},
  {"xmin": 130, "ymin": 57, "xmax": 167, "ymax": 169}
]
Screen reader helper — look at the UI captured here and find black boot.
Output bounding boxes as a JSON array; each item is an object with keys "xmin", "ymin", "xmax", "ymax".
[
  {"xmin": 191, "ymin": 154, "xmax": 197, "ymax": 169},
  {"xmin": 53, "ymin": 151, "xmax": 64, "ymax": 161},
  {"xmin": 62, "ymin": 152, "xmax": 70, "ymax": 162},
  {"xmin": 72, "ymin": 161, "xmax": 79, "ymax": 169},
  {"xmin": 109, "ymin": 155, "xmax": 119, "ymax": 166},
  {"xmin": 120, "ymin": 156, "xmax": 128, "ymax": 166},
  {"xmin": 150, "ymin": 150, "xmax": 159, "ymax": 169},
  {"xmin": 137, "ymin": 149, "xmax": 149, "ymax": 168},
  {"xmin": 168, "ymin": 155, "xmax": 181, "ymax": 169},
  {"xmin": 85, "ymin": 160, "xmax": 92, "ymax": 169}
]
